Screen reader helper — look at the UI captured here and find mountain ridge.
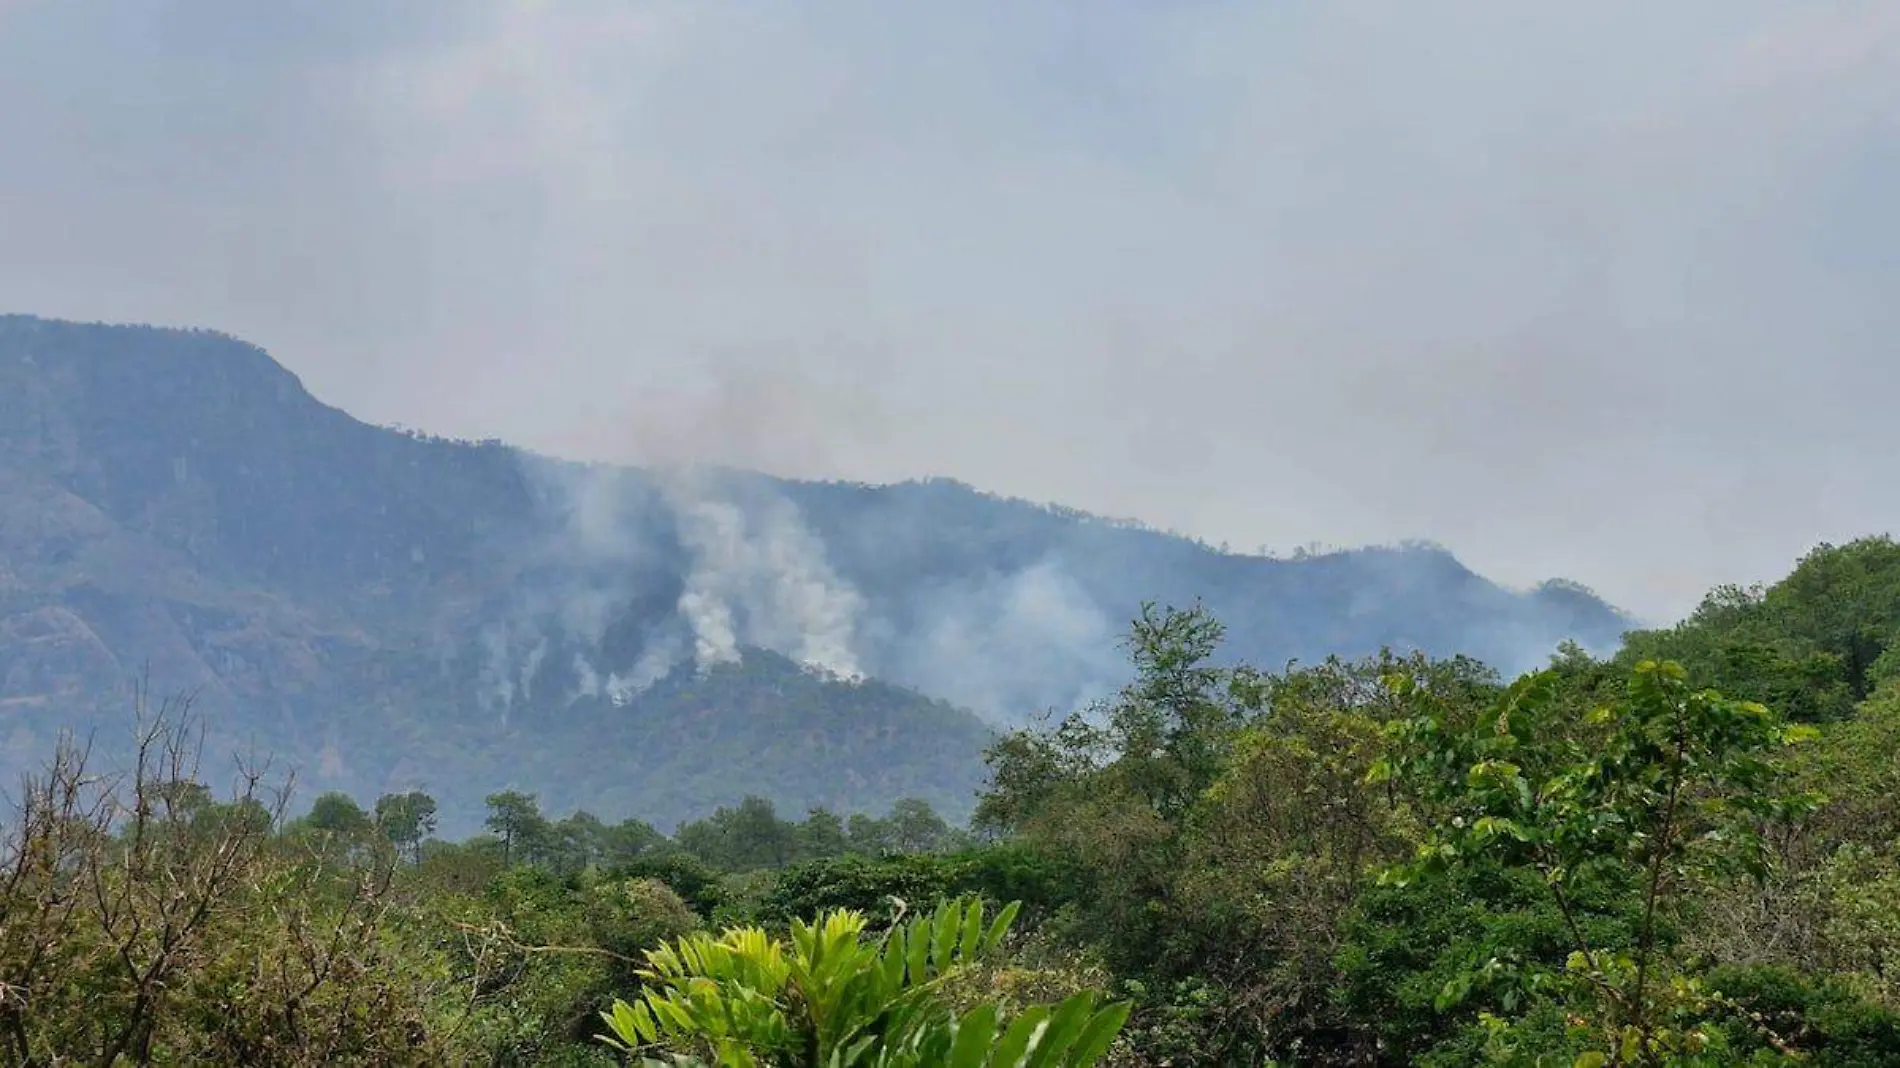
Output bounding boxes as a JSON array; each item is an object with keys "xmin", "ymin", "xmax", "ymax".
[{"xmin": 0, "ymin": 314, "xmax": 1632, "ymax": 832}]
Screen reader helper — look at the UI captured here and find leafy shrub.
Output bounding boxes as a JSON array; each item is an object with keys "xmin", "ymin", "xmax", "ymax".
[
  {"xmin": 601, "ymin": 896, "xmax": 1130, "ymax": 1067},
  {"xmin": 1705, "ymin": 965, "xmax": 1900, "ymax": 1067}
]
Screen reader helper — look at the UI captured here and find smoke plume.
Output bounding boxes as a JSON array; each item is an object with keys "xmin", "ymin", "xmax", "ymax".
[{"xmin": 470, "ymin": 458, "xmax": 872, "ymax": 717}]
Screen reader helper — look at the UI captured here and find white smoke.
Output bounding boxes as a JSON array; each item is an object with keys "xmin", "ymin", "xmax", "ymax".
[
  {"xmin": 477, "ymin": 460, "xmax": 868, "ymax": 708},
  {"xmin": 477, "ymin": 620, "xmax": 516, "ymax": 722},
  {"xmin": 881, "ymin": 558, "xmax": 1120, "ymax": 720},
  {"xmin": 670, "ymin": 494, "xmax": 748, "ymax": 669},
  {"xmin": 676, "ymin": 584, "xmax": 741, "ymax": 669},
  {"xmin": 572, "ymin": 653, "xmax": 601, "ymax": 699},
  {"xmin": 518, "ymin": 636, "xmax": 549, "ymax": 702},
  {"xmin": 606, "ymin": 628, "xmax": 685, "ymax": 705},
  {"xmin": 660, "ymin": 470, "xmax": 864, "ymax": 678}
]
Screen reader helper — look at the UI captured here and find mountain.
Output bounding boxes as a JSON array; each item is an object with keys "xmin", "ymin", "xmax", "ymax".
[{"xmin": 0, "ymin": 315, "xmax": 1631, "ymax": 832}]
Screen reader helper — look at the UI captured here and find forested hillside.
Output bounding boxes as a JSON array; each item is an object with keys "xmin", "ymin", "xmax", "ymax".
[
  {"xmin": 0, "ymin": 314, "xmax": 1627, "ymax": 831},
  {"xmin": 4, "ymin": 538, "xmax": 1899, "ymax": 1064}
]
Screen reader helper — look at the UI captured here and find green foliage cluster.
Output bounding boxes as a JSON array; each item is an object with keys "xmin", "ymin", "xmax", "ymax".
[
  {"xmin": 14, "ymin": 533, "xmax": 1900, "ymax": 1064},
  {"xmin": 0, "ymin": 708, "xmax": 1005, "ymax": 1064},
  {"xmin": 1620, "ymin": 537, "xmax": 1900, "ymax": 718},
  {"xmin": 0, "ymin": 711, "xmax": 447, "ymax": 1065},
  {"xmin": 673, "ymin": 795, "xmax": 967, "ymax": 873},
  {"xmin": 599, "ymin": 896, "xmax": 1128, "ymax": 1067},
  {"xmin": 964, "ymin": 540, "xmax": 1900, "ymax": 1065}
]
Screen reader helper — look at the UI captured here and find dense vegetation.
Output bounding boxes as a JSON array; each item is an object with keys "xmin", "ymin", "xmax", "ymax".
[
  {"xmin": 0, "ymin": 315, "xmax": 1628, "ymax": 833},
  {"xmin": 6, "ymin": 536, "xmax": 1900, "ymax": 1064}
]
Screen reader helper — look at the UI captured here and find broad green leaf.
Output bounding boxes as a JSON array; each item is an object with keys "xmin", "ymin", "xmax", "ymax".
[
  {"xmin": 1063, "ymin": 1002, "xmax": 1131, "ymax": 1067},
  {"xmin": 1025, "ymin": 993, "xmax": 1094, "ymax": 1068},
  {"xmin": 907, "ymin": 914, "xmax": 930, "ymax": 982},
  {"xmin": 1434, "ymin": 974, "xmax": 1473, "ymax": 1012},
  {"xmin": 959, "ymin": 898, "xmax": 985, "ymax": 961},
  {"xmin": 982, "ymin": 901, "xmax": 1022, "ymax": 956},
  {"xmin": 931, "ymin": 901, "xmax": 957, "ymax": 972},
  {"xmin": 949, "ymin": 1004, "xmax": 999, "ymax": 1068},
  {"xmin": 994, "ymin": 1007, "xmax": 1051, "ymax": 1068}
]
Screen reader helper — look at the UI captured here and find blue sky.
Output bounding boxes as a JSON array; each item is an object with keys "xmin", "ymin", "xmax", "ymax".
[{"xmin": 2, "ymin": 1, "xmax": 1897, "ymax": 619}]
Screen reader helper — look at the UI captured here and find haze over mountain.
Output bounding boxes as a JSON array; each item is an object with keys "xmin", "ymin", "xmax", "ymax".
[
  {"xmin": 6, "ymin": 3, "xmax": 1899, "ymax": 624},
  {"xmin": 0, "ymin": 315, "xmax": 1628, "ymax": 831}
]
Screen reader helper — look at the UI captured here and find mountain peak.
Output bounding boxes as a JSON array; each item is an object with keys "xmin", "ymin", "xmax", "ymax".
[
  {"xmin": 0, "ymin": 315, "xmax": 1629, "ymax": 831},
  {"xmin": 1, "ymin": 312, "xmax": 315, "ymax": 406}
]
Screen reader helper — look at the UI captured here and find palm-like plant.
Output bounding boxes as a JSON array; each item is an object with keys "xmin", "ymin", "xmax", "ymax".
[{"xmin": 600, "ymin": 896, "xmax": 1129, "ymax": 1068}]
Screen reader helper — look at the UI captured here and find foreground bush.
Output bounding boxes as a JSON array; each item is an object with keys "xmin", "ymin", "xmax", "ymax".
[
  {"xmin": 600, "ymin": 895, "xmax": 1130, "ymax": 1067},
  {"xmin": 0, "ymin": 707, "xmax": 444, "ymax": 1065}
]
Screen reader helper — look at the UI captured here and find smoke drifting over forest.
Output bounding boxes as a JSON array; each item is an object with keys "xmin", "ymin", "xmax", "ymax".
[
  {"xmin": 462, "ymin": 450, "xmax": 1621, "ymax": 727},
  {"xmin": 470, "ymin": 457, "xmax": 1135, "ymax": 724}
]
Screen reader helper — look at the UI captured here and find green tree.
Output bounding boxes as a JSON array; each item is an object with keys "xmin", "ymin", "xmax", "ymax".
[
  {"xmin": 1764, "ymin": 537, "xmax": 1900, "ymax": 700},
  {"xmin": 979, "ymin": 603, "xmax": 1265, "ymax": 841},
  {"xmin": 1104, "ymin": 603, "xmax": 1260, "ymax": 821},
  {"xmin": 550, "ymin": 809, "xmax": 607, "ymax": 873},
  {"xmin": 847, "ymin": 813, "xmax": 895, "ymax": 857},
  {"xmin": 619, "ymin": 852, "xmax": 731, "ymax": 919},
  {"xmin": 374, "ymin": 790, "xmax": 438, "ymax": 863},
  {"xmin": 728, "ymin": 795, "xmax": 796, "ymax": 870},
  {"xmin": 1377, "ymin": 660, "xmax": 1822, "ymax": 1064},
  {"xmin": 605, "ymin": 817, "xmax": 669, "ymax": 867},
  {"xmin": 972, "ymin": 604, "xmax": 1272, "ymax": 983},
  {"xmin": 485, "ymin": 789, "xmax": 549, "ymax": 867},
  {"xmin": 679, "ymin": 796, "xmax": 797, "ymax": 871},
  {"xmin": 304, "ymin": 790, "xmax": 372, "ymax": 838},
  {"xmin": 584, "ymin": 876, "xmax": 701, "ymax": 982},
  {"xmin": 1619, "ymin": 538, "xmax": 1900, "ymax": 720},
  {"xmin": 797, "ymin": 807, "xmax": 850, "ymax": 862},
  {"xmin": 889, "ymin": 798, "xmax": 952, "ymax": 854}
]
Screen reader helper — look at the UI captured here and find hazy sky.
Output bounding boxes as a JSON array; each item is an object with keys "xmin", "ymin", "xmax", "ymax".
[{"xmin": 3, "ymin": 1, "xmax": 1897, "ymax": 621}]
